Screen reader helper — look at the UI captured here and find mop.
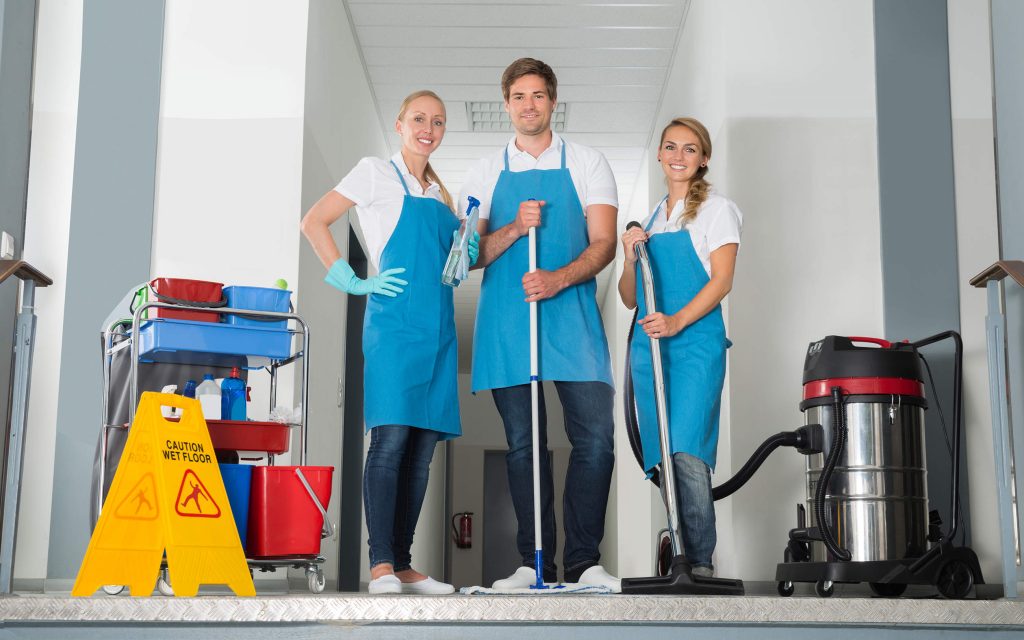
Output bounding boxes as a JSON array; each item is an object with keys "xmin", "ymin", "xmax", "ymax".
[
  {"xmin": 619, "ymin": 221, "xmax": 743, "ymax": 595},
  {"xmin": 462, "ymin": 222, "xmax": 611, "ymax": 595}
]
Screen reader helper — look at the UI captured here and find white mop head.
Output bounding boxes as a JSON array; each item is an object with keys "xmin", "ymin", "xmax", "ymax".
[{"xmin": 460, "ymin": 583, "xmax": 612, "ymax": 595}]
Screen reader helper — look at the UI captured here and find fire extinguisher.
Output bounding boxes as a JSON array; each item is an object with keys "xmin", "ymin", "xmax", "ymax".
[{"xmin": 452, "ymin": 512, "xmax": 473, "ymax": 549}]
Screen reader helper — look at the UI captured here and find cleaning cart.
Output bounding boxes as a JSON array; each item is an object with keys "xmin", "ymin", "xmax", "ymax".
[{"xmin": 94, "ymin": 280, "xmax": 333, "ymax": 595}]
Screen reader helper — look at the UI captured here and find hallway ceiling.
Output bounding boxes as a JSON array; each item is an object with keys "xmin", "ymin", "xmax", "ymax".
[{"xmin": 345, "ymin": 0, "xmax": 689, "ymax": 371}]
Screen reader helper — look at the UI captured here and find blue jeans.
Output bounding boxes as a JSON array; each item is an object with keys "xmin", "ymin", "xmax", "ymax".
[
  {"xmin": 363, "ymin": 425, "xmax": 441, "ymax": 570},
  {"xmin": 491, "ymin": 381, "xmax": 614, "ymax": 581},
  {"xmin": 672, "ymin": 452, "xmax": 716, "ymax": 569}
]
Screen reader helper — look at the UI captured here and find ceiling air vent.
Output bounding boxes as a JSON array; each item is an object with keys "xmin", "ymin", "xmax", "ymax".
[{"xmin": 468, "ymin": 101, "xmax": 566, "ymax": 132}]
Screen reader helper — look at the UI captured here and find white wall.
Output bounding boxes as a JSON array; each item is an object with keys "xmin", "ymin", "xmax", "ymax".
[
  {"xmin": 610, "ymin": 0, "xmax": 883, "ymax": 581},
  {"xmin": 16, "ymin": 0, "xmax": 84, "ymax": 582},
  {"xmin": 151, "ymin": 0, "xmax": 309, "ymax": 427},
  {"xmin": 947, "ymin": 0, "xmax": 1002, "ymax": 583}
]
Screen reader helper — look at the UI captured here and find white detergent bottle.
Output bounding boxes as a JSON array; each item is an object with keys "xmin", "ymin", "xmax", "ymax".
[{"xmin": 196, "ymin": 374, "xmax": 221, "ymax": 420}]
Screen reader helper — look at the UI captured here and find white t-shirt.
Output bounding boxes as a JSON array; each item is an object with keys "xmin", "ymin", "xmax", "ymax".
[
  {"xmin": 334, "ymin": 152, "xmax": 452, "ymax": 270},
  {"xmin": 642, "ymin": 192, "xmax": 743, "ymax": 277},
  {"xmin": 458, "ymin": 131, "xmax": 618, "ymax": 220}
]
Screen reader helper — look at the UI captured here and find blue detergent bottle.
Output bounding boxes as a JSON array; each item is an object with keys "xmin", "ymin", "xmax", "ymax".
[
  {"xmin": 182, "ymin": 379, "xmax": 198, "ymax": 399},
  {"xmin": 221, "ymin": 367, "xmax": 247, "ymax": 421}
]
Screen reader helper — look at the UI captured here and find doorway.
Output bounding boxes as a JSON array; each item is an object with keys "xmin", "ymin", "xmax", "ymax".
[{"xmin": 337, "ymin": 227, "xmax": 366, "ymax": 591}]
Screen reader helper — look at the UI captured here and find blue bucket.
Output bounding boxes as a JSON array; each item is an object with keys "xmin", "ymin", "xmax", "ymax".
[
  {"xmin": 223, "ymin": 286, "xmax": 291, "ymax": 329},
  {"xmin": 219, "ymin": 463, "xmax": 253, "ymax": 551}
]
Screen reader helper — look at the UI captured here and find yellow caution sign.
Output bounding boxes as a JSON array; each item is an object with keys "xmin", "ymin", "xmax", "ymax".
[{"xmin": 73, "ymin": 392, "xmax": 255, "ymax": 597}]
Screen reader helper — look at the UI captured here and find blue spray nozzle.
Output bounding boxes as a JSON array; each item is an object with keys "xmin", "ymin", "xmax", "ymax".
[{"xmin": 466, "ymin": 195, "xmax": 480, "ymax": 211}]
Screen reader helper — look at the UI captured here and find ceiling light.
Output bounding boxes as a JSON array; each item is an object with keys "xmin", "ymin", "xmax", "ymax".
[{"xmin": 467, "ymin": 102, "xmax": 567, "ymax": 132}]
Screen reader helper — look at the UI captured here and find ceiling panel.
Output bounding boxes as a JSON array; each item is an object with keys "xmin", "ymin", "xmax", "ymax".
[
  {"xmin": 362, "ymin": 46, "xmax": 673, "ymax": 68},
  {"xmin": 357, "ymin": 26, "xmax": 678, "ymax": 50},
  {"xmin": 344, "ymin": 0, "xmax": 689, "ymax": 372},
  {"xmin": 349, "ymin": 3, "xmax": 683, "ymax": 28},
  {"xmin": 374, "ymin": 83, "xmax": 662, "ymax": 105},
  {"xmin": 366, "ymin": 65, "xmax": 668, "ymax": 88}
]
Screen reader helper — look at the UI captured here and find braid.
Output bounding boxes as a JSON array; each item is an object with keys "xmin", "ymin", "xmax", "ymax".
[{"xmin": 680, "ymin": 178, "xmax": 710, "ymax": 226}]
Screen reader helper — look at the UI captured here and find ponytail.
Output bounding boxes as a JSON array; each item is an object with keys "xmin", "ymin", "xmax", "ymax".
[
  {"xmin": 424, "ymin": 161, "xmax": 453, "ymax": 211},
  {"xmin": 680, "ymin": 177, "xmax": 710, "ymax": 226}
]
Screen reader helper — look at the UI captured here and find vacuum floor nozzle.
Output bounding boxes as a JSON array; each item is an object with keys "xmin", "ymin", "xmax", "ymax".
[{"xmin": 621, "ymin": 557, "xmax": 745, "ymax": 595}]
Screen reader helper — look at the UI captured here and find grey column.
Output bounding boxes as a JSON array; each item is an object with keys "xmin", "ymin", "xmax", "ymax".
[
  {"xmin": 991, "ymin": 0, "xmax": 1024, "ymax": 588},
  {"xmin": 873, "ymin": 1, "xmax": 969, "ymax": 542},
  {"xmin": 46, "ymin": 0, "xmax": 164, "ymax": 580},
  {"xmin": 0, "ymin": 0, "xmax": 36, "ymax": 470}
]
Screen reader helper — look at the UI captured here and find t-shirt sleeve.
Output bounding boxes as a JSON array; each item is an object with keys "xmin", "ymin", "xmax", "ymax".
[
  {"xmin": 334, "ymin": 157, "xmax": 376, "ymax": 208},
  {"xmin": 459, "ymin": 159, "xmax": 492, "ymax": 222},
  {"xmin": 584, "ymin": 149, "xmax": 618, "ymax": 209},
  {"xmin": 705, "ymin": 197, "xmax": 743, "ymax": 253}
]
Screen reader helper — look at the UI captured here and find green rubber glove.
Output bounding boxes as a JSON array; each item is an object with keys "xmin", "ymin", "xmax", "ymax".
[
  {"xmin": 325, "ymin": 258, "xmax": 407, "ymax": 297},
  {"xmin": 451, "ymin": 230, "xmax": 481, "ymax": 268},
  {"xmin": 468, "ymin": 231, "xmax": 480, "ymax": 266}
]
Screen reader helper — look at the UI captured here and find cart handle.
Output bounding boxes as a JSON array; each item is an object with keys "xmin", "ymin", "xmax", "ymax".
[{"xmin": 295, "ymin": 468, "xmax": 335, "ymax": 540}]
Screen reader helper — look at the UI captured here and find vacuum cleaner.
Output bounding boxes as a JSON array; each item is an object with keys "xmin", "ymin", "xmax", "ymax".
[
  {"xmin": 773, "ymin": 332, "xmax": 983, "ymax": 598},
  {"xmin": 624, "ymin": 321, "xmax": 984, "ymax": 598},
  {"xmin": 620, "ymin": 221, "xmax": 744, "ymax": 595}
]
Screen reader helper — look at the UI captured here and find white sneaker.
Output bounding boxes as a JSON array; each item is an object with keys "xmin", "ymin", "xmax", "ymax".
[
  {"xmin": 368, "ymin": 574, "xmax": 401, "ymax": 594},
  {"xmin": 402, "ymin": 576, "xmax": 455, "ymax": 595},
  {"xmin": 491, "ymin": 566, "xmax": 539, "ymax": 590},
  {"xmin": 578, "ymin": 565, "xmax": 621, "ymax": 593}
]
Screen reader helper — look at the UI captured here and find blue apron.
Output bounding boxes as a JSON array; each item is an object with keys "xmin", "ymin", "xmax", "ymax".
[
  {"xmin": 362, "ymin": 161, "xmax": 461, "ymax": 439},
  {"xmin": 630, "ymin": 198, "xmax": 730, "ymax": 472},
  {"xmin": 472, "ymin": 141, "xmax": 612, "ymax": 392}
]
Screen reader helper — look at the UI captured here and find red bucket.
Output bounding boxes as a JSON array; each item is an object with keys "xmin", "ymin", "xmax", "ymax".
[
  {"xmin": 149, "ymin": 277, "xmax": 224, "ymax": 322},
  {"xmin": 247, "ymin": 466, "xmax": 333, "ymax": 558}
]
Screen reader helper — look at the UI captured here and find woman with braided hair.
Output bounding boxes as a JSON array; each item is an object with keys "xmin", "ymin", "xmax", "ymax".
[{"xmin": 617, "ymin": 117, "xmax": 742, "ymax": 577}]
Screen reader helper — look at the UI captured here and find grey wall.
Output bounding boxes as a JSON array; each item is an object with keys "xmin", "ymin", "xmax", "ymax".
[
  {"xmin": 0, "ymin": 0, "xmax": 35, "ymax": 453},
  {"xmin": 45, "ymin": 0, "xmax": 164, "ymax": 579},
  {"xmin": 873, "ymin": 0, "xmax": 968, "ymax": 541},
  {"xmin": 991, "ymin": 0, "xmax": 1024, "ymax": 586}
]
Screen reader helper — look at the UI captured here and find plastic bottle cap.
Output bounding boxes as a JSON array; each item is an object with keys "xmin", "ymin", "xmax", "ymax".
[
  {"xmin": 203, "ymin": 374, "xmax": 214, "ymax": 380},
  {"xmin": 230, "ymin": 367, "xmax": 240, "ymax": 378}
]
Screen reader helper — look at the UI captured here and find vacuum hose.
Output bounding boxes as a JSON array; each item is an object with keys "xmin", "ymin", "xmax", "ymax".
[
  {"xmin": 814, "ymin": 387, "xmax": 852, "ymax": 561},
  {"xmin": 711, "ymin": 430, "xmax": 809, "ymax": 500}
]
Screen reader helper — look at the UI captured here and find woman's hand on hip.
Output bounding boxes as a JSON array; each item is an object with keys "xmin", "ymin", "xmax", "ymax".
[
  {"xmin": 621, "ymin": 227, "xmax": 648, "ymax": 264},
  {"xmin": 638, "ymin": 311, "xmax": 684, "ymax": 339}
]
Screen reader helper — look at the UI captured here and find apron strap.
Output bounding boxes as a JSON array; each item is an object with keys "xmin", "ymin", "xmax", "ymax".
[
  {"xmin": 502, "ymin": 146, "xmax": 510, "ymax": 172},
  {"xmin": 560, "ymin": 137, "xmax": 567, "ymax": 169},
  {"xmin": 389, "ymin": 160, "xmax": 412, "ymax": 196},
  {"xmin": 643, "ymin": 196, "xmax": 669, "ymax": 232}
]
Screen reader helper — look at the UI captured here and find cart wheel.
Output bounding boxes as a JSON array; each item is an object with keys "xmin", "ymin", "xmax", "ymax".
[
  {"xmin": 814, "ymin": 580, "xmax": 834, "ymax": 598},
  {"xmin": 307, "ymin": 567, "xmax": 325, "ymax": 594},
  {"xmin": 777, "ymin": 581, "xmax": 794, "ymax": 597},
  {"xmin": 157, "ymin": 569, "xmax": 175, "ymax": 597},
  {"xmin": 869, "ymin": 582, "xmax": 907, "ymax": 598},
  {"xmin": 936, "ymin": 558, "xmax": 973, "ymax": 599},
  {"xmin": 102, "ymin": 584, "xmax": 124, "ymax": 596}
]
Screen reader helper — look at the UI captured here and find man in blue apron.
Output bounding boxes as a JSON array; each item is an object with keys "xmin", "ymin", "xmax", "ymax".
[{"xmin": 459, "ymin": 58, "xmax": 619, "ymax": 590}]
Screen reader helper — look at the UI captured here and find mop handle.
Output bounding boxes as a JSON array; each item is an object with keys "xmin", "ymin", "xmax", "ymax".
[
  {"xmin": 630, "ymin": 222, "xmax": 684, "ymax": 558},
  {"xmin": 528, "ymin": 225, "xmax": 544, "ymax": 585}
]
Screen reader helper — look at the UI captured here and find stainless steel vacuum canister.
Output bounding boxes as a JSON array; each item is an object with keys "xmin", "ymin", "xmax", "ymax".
[{"xmin": 800, "ymin": 336, "xmax": 929, "ymax": 562}]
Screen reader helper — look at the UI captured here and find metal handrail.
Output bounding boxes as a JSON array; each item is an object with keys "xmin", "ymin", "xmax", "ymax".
[
  {"xmin": 972, "ymin": 260, "xmax": 1023, "ymax": 599},
  {"xmin": 1, "ymin": 259, "xmax": 52, "ymax": 594}
]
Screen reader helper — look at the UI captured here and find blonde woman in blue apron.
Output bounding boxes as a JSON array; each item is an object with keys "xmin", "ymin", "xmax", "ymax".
[
  {"xmin": 301, "ymin": 90, "xmax": 476, "ymax": 595},
  {"xmin": 618, "ymin": 117, "xmax": 742, "ymax": 578}
]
